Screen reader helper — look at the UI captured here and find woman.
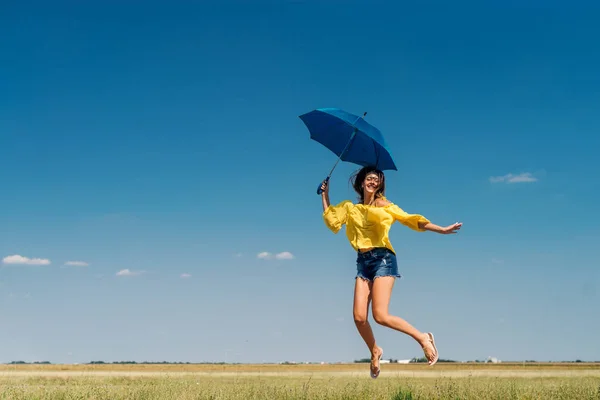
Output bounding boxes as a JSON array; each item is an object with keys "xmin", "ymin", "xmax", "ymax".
[{"xmin": 320, "ymin": 165, "xmax": 462, "ymax": 378}]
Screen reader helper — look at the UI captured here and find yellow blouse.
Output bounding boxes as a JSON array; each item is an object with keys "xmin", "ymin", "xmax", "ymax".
[{"xmin": 322, "ymin": 198, "xmax": 430, "ymax": 254}]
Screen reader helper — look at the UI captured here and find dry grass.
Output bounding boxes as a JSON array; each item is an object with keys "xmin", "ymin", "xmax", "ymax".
[
  {"xmin": 0, "ymin": 363, "xmax": 598, "ymax": 399},
  {"xmin": 2, "ymin": 362, "xmax": 599, "ymax": 373}
]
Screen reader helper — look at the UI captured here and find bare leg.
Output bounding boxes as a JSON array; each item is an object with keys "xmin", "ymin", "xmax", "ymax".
[
  {"xmin": 371, "ymin": 276, "xmax": 438, "ymax": 364},
  {"xmin": 353, "ymin": 277, "xmax": 383, "ymax": 375}
]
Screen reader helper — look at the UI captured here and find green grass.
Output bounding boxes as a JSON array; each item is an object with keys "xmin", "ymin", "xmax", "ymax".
[{"xmin": 0, "ymin": 375, "xmax": 599, "ymax": 399}]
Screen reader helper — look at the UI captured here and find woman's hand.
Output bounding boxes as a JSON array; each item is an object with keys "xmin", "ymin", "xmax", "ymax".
[
  {"xmin": 441, "ymin": 222, "xmax": 462, "ymax": 234},
  {"xmin": 320, "ymin": 179, "xmax": 329, "ymax": 196}
]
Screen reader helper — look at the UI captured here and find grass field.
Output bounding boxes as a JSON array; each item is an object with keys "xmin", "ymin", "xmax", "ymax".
[{"xmin": 0, "ymin": 363, "xmax": 599, "ymax": 399}]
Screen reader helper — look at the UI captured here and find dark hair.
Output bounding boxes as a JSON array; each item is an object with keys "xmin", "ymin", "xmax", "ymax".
[{"xmin": 349, "ymin": 165, "xmax": 386, "ymax": 204}]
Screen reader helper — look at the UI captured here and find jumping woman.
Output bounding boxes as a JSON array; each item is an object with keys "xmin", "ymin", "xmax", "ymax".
[{"xmin": 320, "ymin": 165, "xmax": 462, "ymax": 378}]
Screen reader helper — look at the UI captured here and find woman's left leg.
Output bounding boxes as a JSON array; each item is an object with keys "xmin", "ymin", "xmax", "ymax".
[{"xmin": 371, "ymin": 276, "xmax": 438, "ymax": 365}]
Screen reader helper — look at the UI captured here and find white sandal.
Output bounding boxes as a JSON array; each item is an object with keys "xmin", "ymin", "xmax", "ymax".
[
  {"xmin": 370, "ymin": 348, "xmax": 383, "ymax": 378},
  {"xmin": 423, "ymin": 332, "xmax": 438, "ymax": 366}
]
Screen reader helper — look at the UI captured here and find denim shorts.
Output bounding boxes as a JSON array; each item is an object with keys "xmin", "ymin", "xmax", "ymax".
[{"xmin": 356, "ymin": 247, "xmax": 401, "ymax": 281}]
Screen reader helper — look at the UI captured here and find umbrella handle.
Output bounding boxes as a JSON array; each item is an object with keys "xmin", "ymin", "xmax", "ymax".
[{"xmin": 317, "ymin": 176, "xmax": 330, "ymax": 195}]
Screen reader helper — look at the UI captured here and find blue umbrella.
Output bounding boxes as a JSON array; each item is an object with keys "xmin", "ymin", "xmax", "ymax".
[{"xmin": 299, "ymin": 108, "xmax": 397, "ymax": 194}]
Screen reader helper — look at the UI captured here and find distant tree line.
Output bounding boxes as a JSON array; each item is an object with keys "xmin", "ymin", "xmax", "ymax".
[
  {"xmin": 6, "ymin": 361, "xmax": 225, "ymax": 365},
  {"xmin": 8, "ymin": 361, "xmax": 51, "ymax": 364},
  {"xmin": 88, "ymin": 361, "xmax": 221, "ymax": 364}
]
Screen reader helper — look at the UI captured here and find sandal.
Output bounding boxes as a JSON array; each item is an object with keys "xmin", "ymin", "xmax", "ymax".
[
  {"xmin": 422, "ymin": 332, "xmax": 438, "ymax": 366},
  {"xmin": 370, "ymin": 347, "xmax": 383, "ymax": 378}
]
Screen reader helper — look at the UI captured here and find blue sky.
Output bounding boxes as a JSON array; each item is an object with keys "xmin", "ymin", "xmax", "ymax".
[{"xmin": 1, "ymin": 1, "xmax": 599, "ymax": 364}]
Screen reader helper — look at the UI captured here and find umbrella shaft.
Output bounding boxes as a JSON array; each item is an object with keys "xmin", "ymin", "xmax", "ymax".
[
  {"xmin": 327, "ymin": 129, "xmax": 356, "ymax": 177},
  {"xmin": 325, "ymin": 113, "xmax": 364, "ymax": 177}
]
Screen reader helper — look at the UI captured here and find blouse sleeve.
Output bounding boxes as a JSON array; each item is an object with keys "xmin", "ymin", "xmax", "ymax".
[
  {"xmin": 322, "ymin": 200, "xmax": 352, "ymax": 234},
  {"xmin": 385, "ymin": 203, "xmax": 430, "ymax": 232}
]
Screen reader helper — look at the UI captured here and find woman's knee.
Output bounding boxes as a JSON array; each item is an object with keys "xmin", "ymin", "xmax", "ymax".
[
  {"xmin": 353, "ymin": 312, "xmax": 368, "ymax": 326},
  {"xmin": 373, "ymin": 310, "xmax": 390, "ymax": 326}
]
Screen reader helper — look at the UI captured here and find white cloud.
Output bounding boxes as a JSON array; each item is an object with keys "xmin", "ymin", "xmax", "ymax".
[
  {"xmin": 180, "ymin": 273, "xmax": 192, "ymax": 278},
  {"xmin": 115, "ymin": 269, "xmax": 143, "ymax": 277},
  {"xmin": 2, "ymin": 255, "xmax": 50, "ymax": 265},
  {"xmin": 489, "ymin": 172, "xmax": 538, "ymax": 184},
  {"xmin": 65, "ymin": 261, "xmax": 89, "ymax": 267},
  {"xmin": 275, "ymin": 252, "xmax": 294, "ymax": 260},
  {"xmin": 257, "ymin": 251, "xmax": 295, "ymax": 260}
]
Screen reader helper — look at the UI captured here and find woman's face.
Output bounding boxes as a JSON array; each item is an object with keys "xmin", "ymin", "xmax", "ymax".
[{"xmin": 363, "ymin": 172, "xmax": 381, "ymax": 195}]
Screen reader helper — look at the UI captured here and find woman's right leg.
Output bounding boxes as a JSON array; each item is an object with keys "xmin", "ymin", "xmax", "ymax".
[{"xmin": 353, "ymin": 277, "xmax": 383, "ymax": 375}]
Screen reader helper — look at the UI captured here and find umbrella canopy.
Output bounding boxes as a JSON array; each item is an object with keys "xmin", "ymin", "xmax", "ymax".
[
  {"xmin": 299, "ymin": 108, "xmax": 397, "ymax": 194},
  {"xmin": 299, "ymin": 108, "xmax": 397, "ymax": 171}
]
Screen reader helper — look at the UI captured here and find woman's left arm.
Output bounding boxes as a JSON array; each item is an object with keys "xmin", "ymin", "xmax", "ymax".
[{"xmin": 382, "ymin": 198, "xmax": 462, "ymax": 234}]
